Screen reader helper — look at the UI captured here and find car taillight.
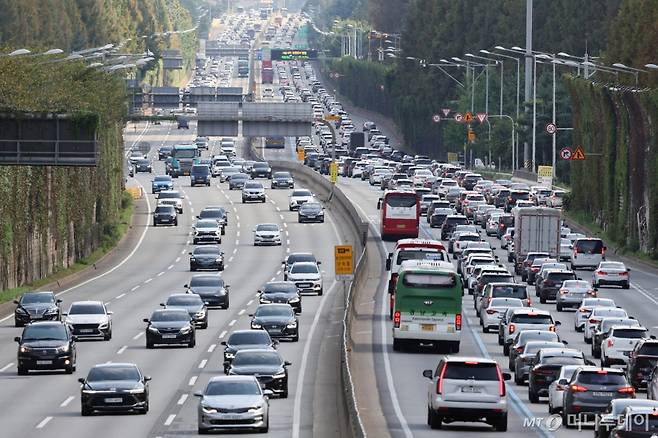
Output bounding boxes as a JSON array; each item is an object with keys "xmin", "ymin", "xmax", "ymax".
[
  {"xmin": 556, "ymin": 383, "xmax": 565, "ymax": 390},
  {"xmin": 570, "ymin": 384, "xmax": 588, "ymax": 393},
  {"xmin": 388, "ymin": 274, "xmax": 398, "ymax": 294},
  {"xmin": 515, "ymin": 346, "xmax": 524, "ymax": 353},
  {"xmin": 486, "ymin": 309, "xmax": 498, "ymax": 315},
  {"xmin": 486, "ymin": 297, "xmax": 492, "ymax": 307},
  {"xmin": 574, "ymin": 248, "xmax": 579, "ymax": 256},
  {"xmin": 509, "ymin": 323, "xmax": 516, "ymax": 334},
  {"xmin": 617, "ymin": 386, "xmax": 635, "ymax": 395},
  {"xmin": 620, "ymin": 271, "xmax": 629, "ymax": 276},
  {"xmin": 597, "ymin": 271, "xmax": 608, "ymax": 276},
  {"xmin": 533, "ymin": 367, "xmax": 553, "ymax": 375},
  {"xmin": 455, "ymin": 314, "xmax": 462, "ymax": 331},
  {"xmin": 393, "ymin": 311, "xmax": 401, "ymax": 328},
  {"xmin": 436, "ymin": 365, "xmax": 447, "ymax": 394},
  {"xmin": 544, "ymin": 280, "xmax": 554, "ymax": 287},
  {"xmin": 588, "ymin": 290, "xmax": 597, "ymax": 296},
  {"xmin": 607, "ymin": 339, "xmax": 614, "ymax": 348},
  {"xmin": 531, "ymin": 267, "xmax": 540, "ymax": 272},
  {"xmin": 560, "ymin": 289, "xmax": 569, "ymax": 295},
  {"xmin": 389, "ymin": 294, "xmax": 395, "ymax": 313},
  {"xmin": 526, "ymin": 298, "xmax": 532, "ymax": 306},
  {"xmin": 549, "ymin": 325, "xmax": 556, "ymax": 332},
  {"xmin": 496, "ymin": 365, "xmax": 506, "ymax": 396},
  {"xmin": 589, "ymin": 319, "xmax": 601, "ymax": 324}
]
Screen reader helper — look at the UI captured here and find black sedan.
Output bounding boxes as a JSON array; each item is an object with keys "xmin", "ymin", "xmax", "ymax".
[
  {"xmin": 14, "ymin": 291, "xmax": 62, "ymax": 327},
  {"xmin": 79, "ymin": 363, "xmax": 150, "ymax": 415},
  {"xmin": 250, "ymin": 304, "xmax": 299, "ymax": 342},
  {"xmin": 185, "ymin": 274, "xmax": 230, "ymax": 309},
  {"xmin": 228, "ymin": 173, "xmax": 250, "ymax": 190},
  {"xmin": 221, "ymin": 330, "xmax": 277, "ymax": 373},
  {"xmin": 189, "ymin": 245, "xmax": 224, "ymax": 271},
  {"xmin": 15, "ymin": 321, "xmax": 77, "ymax": 374},
  {"xmin": 228, "ymin": 349, "xmax": 291, "ymax": 398},
  {"xmin": 144, "ymin": 309, "xmax": 195, "ymax": 348},
  {"xmin": 134, "ymin": 158, "xmax": 152, "ymax": 173},
  {"xmin": 271, "ymin": 171, "xmax": 294, "ymax": 189},
  {"xmin": 298, "ymin": 202, "xmax": 325, "ymax": 223},
  {"xmin": 259, "ymin": 281, "xmax": 302, "ymax": 313},
  {"xmin": 158, "ymin": 145, "xmax": 173, "ymax": 160},
  {"xmin": 250, "ymin": 162, "xmax": 272, "ymax": 178},
  {"xmin": 161, "ymin": 294, "xmax": 208, "ymax": 329}
]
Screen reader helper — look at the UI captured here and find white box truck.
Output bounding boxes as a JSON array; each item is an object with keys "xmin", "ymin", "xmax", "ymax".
[{"xmin": 512, "ymin": 207, "xmax": 561, "ymax": 274}]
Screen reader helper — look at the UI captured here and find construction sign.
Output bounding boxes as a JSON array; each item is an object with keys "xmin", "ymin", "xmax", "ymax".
[
  {"xmin": 463, "ymin": 112, "xmax": 474, "ymax": 124},
  {"xmin": 467, "ymin": 130, "xmax": 476, "ymax": 142},
  {"xmin": 297, "ymin": 149, "xmax": 305, "ymax": 162},
  {"xmin": 571, "ymin": 146, "xmax": 586, "ymax": 160},
  {"xmin": 335, "ymin": 245, "xmax": 354, "ymax": 280}
]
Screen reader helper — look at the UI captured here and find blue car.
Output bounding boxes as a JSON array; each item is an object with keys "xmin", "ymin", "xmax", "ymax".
[{"xmin": 151, "ymin": 175, "xmax": 174, "ymax": 194}]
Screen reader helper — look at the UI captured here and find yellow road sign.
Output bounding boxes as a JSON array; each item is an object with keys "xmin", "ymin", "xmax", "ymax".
[
  {"xmin": 330, "ymin": 161, "xmax": 338, "ymax": 184},
  {"xmin": 297, "ymin": 149, "xmax": 305, "ymax": 162},
  {"xmin": 447, "ymin": 152, "xmax": 458, "ymax": 163},
  {"xmin": 325, "ymin": 115, "xmax": 341, "ymax": 122},
  {"xmin": 464, "ymin": 112, "xmax": 474, "ymax": 124},
  {"xmin": 467, "ymin": 130, "xmax": 476, "ymax": 142},
  {"xmin": 335, "ymin": 245, "xmax": 353, "ymax": 279}
]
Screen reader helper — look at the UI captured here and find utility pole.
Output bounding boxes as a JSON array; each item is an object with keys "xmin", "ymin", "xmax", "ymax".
[{"xmin": 524, "ymin": 0, "xmax": 533, "ymax": 170}]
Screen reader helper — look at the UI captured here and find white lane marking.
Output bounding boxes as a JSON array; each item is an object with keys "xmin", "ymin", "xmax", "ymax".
[
  {"xmin": 287, "ymin": 239, "xmax": 291, "ymax": 245},
  {"xmin": 236, "ymin": 215, "xmax": 240, "ymax": 221},
  {"xmin": 177, "ymin": 394, "xmax": 188, "ymax": 405},
  {"xmin": 276, "ymin": 270, "xmax": 282, "ymax": 275},
  {"xmin": 36, "ymin": 417, "xmax": 53, "ymax": 429},
  {"xmin": 279, "ymin": 214, "xmax": 284, "ymax": 220},
  {"xmin": 233, "ymin": 207, "xmax": 237, "ymax": 212},
  {"xmin": 631, "ymin": 283, "xmax": 658, "ymax": 306},
  {"xmin": 144, "ymin": 278, "xmax": 153, "ymax": 284},
  {"xmin": 276, "ymin": 207, "xmax": 281, "ymax": 212},
  {"xmin": 190, "ymin": 207, "xmax": 195, "ymax": 213},
  {"xmin": 228, "ymin": 256, "xmax": 234, "ymax": 262},
  {"xmin": 186, "ymin": 240, "xmax": 190, "ymax": 245},
  {"xmin": 157, "ymin": 271, "xmax": 165, "ymax": 277},
  {"xmin": 115, "ymin": 293, "xmax": 126, "ymax": 300},
  {"xmin": 133, "ymin": 332, "xmax": 144, "ymax": 340},
  {"xmin": 228, "ymin": 319, "xmax": 237, "ymax": 326},
  {"xmin": 270, "ymin": 199, "xmax": 276, "ymax": 205},
  {"xmin": 219, "ymin": 330, "xmax": 227, "ymax": 339},
  {"xmin": 60, "ymin": 396, "xmax": 75, "ymax": 407},
  {"xmin": 238, "ymin": 309, "xmax": 245, "ymax": 315},
  {"xmin": 188, "ymin": 376, "xmax": 198, "ymax": 386},
  {"xmin": 232, "ymin": 248, "xmax": 238, "ymax": 254},
  {"xmin": 283, "ymin": 223, "xmax": 288, "ymax": 228},
  {"xmin": 0, "ymin": 174, "xmax": 153, "ymax": 324},
  {"xmin": 286, "ymin": 247, "xmax": 290, "ymax": 253},
  {"xmin": 167, "ymin": 264, "xmax": 174, "ymax": 270},
  {"xmin": 131, "ymin": 285, "xmax": 140, "ymax": 292},
  {"xmin": 164, "ymin": 414, "xmax": 176, "ymax": 426},
  {"xmin": 208, "ymin": 344, "xmax": 217, "ymax": 353},
  {"xmin": 117, "ymin": 345, "xmax": 127, "ymax": 355},
  {"xmin": 104, "ymin": 302, "xmax": 111, "ymax": 306},
  {"xmin": 270, "ymin": 276, "xmax": 276, "ymax": 282},
  {"xmin": 237, "ymin": 231, "xmax": 240, "ymax": 237},
  {"xmin": 198, "ymin": 359, "xmax": 208, "ymax": 369},
  {"xmin": 247, "ymin": 299, "xmax": 254, "ymax": 306},
  {"xmin": 175, "ymin": 257, "xmax": 181, "ymax": 263},
  {"xmin": 0, "ymin": 362, "xmax": 14, "ymax": 372},
  {"xmin": 235, "ymin": 240, "xmax": 239, "ymax": 245},
  {"xmin": 181, "ymin": 249, "xmax": 186, "ymax": 254}
]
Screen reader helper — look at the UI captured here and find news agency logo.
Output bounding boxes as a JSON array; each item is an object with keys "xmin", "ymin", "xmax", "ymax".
[{"xmin": 523, "ymin": 414, "xmax": 563, "ymax": 431}]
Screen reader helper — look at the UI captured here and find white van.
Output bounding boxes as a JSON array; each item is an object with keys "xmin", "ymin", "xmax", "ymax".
[{"xmin": 570, "ymin": 237, "xmax": 605, "ymax": 270}]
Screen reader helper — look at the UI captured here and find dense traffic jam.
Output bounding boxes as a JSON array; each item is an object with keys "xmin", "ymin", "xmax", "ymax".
[{"xmin": 283, "ymin": 55, "xmax": 658, "ymax": 435}]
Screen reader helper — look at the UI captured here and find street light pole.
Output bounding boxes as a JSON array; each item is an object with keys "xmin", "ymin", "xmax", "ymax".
[
  {"xmin": 524, "ymin": 0, "xmax": 533, "ymax": 170},
  {"xmin": 532, "ymin": 55, "xmax": 537, "ymax": 172}
]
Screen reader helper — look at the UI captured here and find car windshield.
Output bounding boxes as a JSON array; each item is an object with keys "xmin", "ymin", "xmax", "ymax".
[
  {"xmin": 577, "ymin": 371, "xmax": 627, "ymax": 385},
  {"xmin": 193, "ymin": 247, "xmax": 220, "ymax": 255},
  {"xmin": 154, "ymin": 176, "xmax": 171, "ymax": 182},
  {"xmin": 491, "ymin": 285, "xmax": 527, "ymax": 299},
  {"xmin": 599, "ymin": 262, "xmax": 625, "ymax": 270},
  {"xmin": 292, "ymin": 190, "xmax": 312, "ymax": 197},
  {"xmin": 69, "ymin": 303, "xmax": 104, "ymax": 315},
  {"xmin": 190, "ymin": 277, "xmax": 223, "ymax": 287},
  {"xmin": 519, "ymin": 332, "xmax": 559, "ymax": 345},
  {"xmin": 524, "ymin": 342, "xmax": 563, "ymax": 354},
  {"xmin": 481, "ymin": 274, "xmax": 514, "ymax": 284},
  {"xmin": 287, "ymin": 254, "xmax": 315, "ymax": 265},
  {"xmin": 543, "ymin": 355, "xmax": 584, "ymax": 366},
  {"xmin": 274, "ymin": 172, "xmax": 291, "ymax": 178},
  {"xmin": 156, "ymin": 206, "xmax": 175, "ymax": 213},
  {"xmin": 245, "ymin": 182, "xmax": 263, "ymax": 189},
  {"xmin": 192, "ymin": 165, "xmax": 209, "ymax": 174},
  {"xmin": 151, "ymin": 311, "xmax": 188, "ymax": 322},
  {"xmin": 301, "ymin": 203, "xmax": 322, "ymax": 211},
  {"xmin": 23, "ymin": 324, "xmax": 68, "ymax": 341},
  {"xmin": 575, "ymin": 239, "xmax": 603, "ymax": 254},
  {"xmin": 158, "ymin": 191, "xmax": 181, "ymax": 199},
  {"xmin": 547, "ymin": 273, "xmax": 577, "ymax": 282},
  {"xmin": 88, "ymin": 366, "xmax": 140, "ymax": 382},
  {"xmin": 290, "ymin": 264, "xmax": 318, "ymax": 274},
  {"xmin": 255, "ymin": 306, "xmax": 293, "ymax": 317},
  {"xmin": 21, "ymin": 293, "xmax": 54, "ymax": 304},
  {"xmin": 511, "ymin": 314, "xmax": 553, "ymax": 324},
  {"xmin": 257, "ymin": 224, "xmax": 279, "ymax": 232},
  {"xmin": 612, "ymin": 328, "xmax": 648, "ymax": 339},
  {"xmin": 229, "ymin": 331, "xmax": 271, "ymax": 345},
  {"xmin": 444, "ymin": 362, "xmax": 498, "ymax": 380},
  {"xmin": 196, "ymin": 220, "xmax": 217, "ymax": 228},
  {"xmin": 490, "ymin": 298, "xmax": 524, "ymax": 308},
  {"xmin": 200, "ymin": 209, "xmax": 225, "ymax": 219},
  {"xmin": 253, "ymin": 163, "xmax": 269, "ymax": 169},
  {"xmin": 233, "ymin": 351, "xmax": 282, "ymax": 366},
  {"xmin": 167, "ymin": 296, "xmax": 203, "ymax": 306},
  {"xmin": 231, "ymin": 174, "xmax": 248, "ymax": 180},
  {"xmin": 563, "ymin": 280, "xmax": 590, "ymax": 289},
  {"xmin": 397, "ymin": 249, "xmax": 445, "ymax": 264},
  {"xmin": 263, "ymin": 283, "xmax": 297, "ymax": 293},
  {"xmin": 205, "ymin": 380, "xmax": 261, "ymax": 396}
]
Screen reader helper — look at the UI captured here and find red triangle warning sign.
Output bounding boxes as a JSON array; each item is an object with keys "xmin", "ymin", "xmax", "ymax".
[{"xmin": 571, "ymin": 146, "xmax": 586, "ymax": 161}]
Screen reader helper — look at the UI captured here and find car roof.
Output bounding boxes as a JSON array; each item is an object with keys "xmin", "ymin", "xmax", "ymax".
[
  {"xmin": 511, "ymin": 307, "xmax": 550, "ymax": 315},
  {"xmin": 70, "ymin": 300, "xmax": 103, "ymax": 305},
  {"xmin": 208, "ymin": 375, "xmax": 258, "ymax": 383},
  {"xmin": 91, "ymin": 362, "xmax": 139, "ymax": 369},
  {"xmin": 444, "ymin": 356, "xmax": 497, "ymax": 364}
]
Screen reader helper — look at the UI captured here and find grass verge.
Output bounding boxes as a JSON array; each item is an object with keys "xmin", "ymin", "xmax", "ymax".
[{"xmin": 0, "ymin": 192, "xmax": 134, "ymax": 305}]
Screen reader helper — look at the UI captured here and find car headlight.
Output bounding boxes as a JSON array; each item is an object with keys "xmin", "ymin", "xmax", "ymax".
[
  {"xmin": 19, "ymin": 345, "xmax": 32, "ymax": 353},
  {"xmin": 127, "ymin": 388, "xmax": 145, "ymax": 394},
  {"xmin": 45, "ymin": 308, "xmax": 59, "ymax": 314},
  {"xmin": 98, "ymin": 322, "xmax": 109, "ymax": 329},
  {"xmin": 251, "ymin": 322, "xmax": 262, "ymax": 329},
  {"xmin": 56, "ymin": 344, "xmax": 70, "ymax": 353},
  {"xmin": 148, "ymin": 326, "xmax": 160, "ymax": 333},
  {"xmin": 179, "ymin": 326, "xmax": 192, "ymax": 334},
  {"xmin": 215, "ymin": 258, "xmax": 222, "ymax": 262},
  {"xmin": 273, "ymin": 371, "xmax": 286, "ymax": 379},
  {"xmin": 15, "ymin": 308, "xmax": 28, "ymax": 315},
  {"xmin": 194, "ymin": 231, "xmax": 200, "ymax": 236},
  {"xmin": 289, "ymin": 297, "xmax": 300, "ymax": 303},
  {"xmin": 286, "ymin": 321, "xmax": 297, "ymax": 329},
  {"xmin": 224, "ymin": 352, "xmax": 235, "ymax": 359},
  {"xmin": 202, "ymin": 405, "xmax": 218, "ymax": 414},
  {"xmin": 195, "ymin": 310, "xmax": 206, "ymax": 318},
  {"xmin": 248, "ymin": 406, "xmax": 264, "ymax": 413},
  {"xmin": 260, "ymin": 299, "xmax": 271, "ymax": 304}
]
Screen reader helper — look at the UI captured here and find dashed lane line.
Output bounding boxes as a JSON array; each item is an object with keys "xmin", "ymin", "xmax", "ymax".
[
  {"xmin": 115, "ymin": 293, "xmax": 126, "ymax": 300},
  {"xmin": 60, "ymin": 396, "xmax": 75, "ymax": 407},
  {"xmin": 133, "ymin": 332, "xmax": 144, "ymax": 340},
  {"xmin": 36, "ymin": 417, "xmax": 52, "ymax": 429},
  {"xmin": 177, "ymin": 394, "xmax": 188, "ymax": 405},
  {"xmin": 198, "ymin": 359, "xmax": 208, "ymax": 369},
  {"xmin": 117, "ymin": 346, "xmax": 127, "ymax": 355},
  {"xmin": 164, "ymin": 414, "xmax": 176, "ymax": 426},
  {"xmin": 131, "ymin": 285, "xmax": 140, "ymax": 292},
  {"xmin": 219, "ymin": 330, "xmax": 227, "ymax": 339},
  {"xmin": 0, "ymin": 362, "xmax": 14, "ymax": 372},
  {"xmin": 208, "ymin": 344, "xmax": 217, "ymax": 353},
  {"xmin": 228, "ymin": 319, "xmax": 237, "ymax": 327},
  {"xmin": 188, "ymin": 376, "xmax": 198, "ymax": 386}
]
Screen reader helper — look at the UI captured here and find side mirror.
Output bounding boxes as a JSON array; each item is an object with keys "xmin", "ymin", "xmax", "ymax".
[
  {"xmin": 193, "ymin": 391, "xmax": 203, "ymax": 397},
  {"xmin": 502, "ymin": 372, "xmax": 512, "ymax": 381},
  {"xmin": 144, "ymin": 376, "xmax": 152, "ymax": 382},
  {"xmin": 284, "ymin": 361, "xmax": 292, "ymax": 366},
  {"xmin": 14, "ymin": 336, "xmax": 21, "ymax": 343},
  {"xmin": 558, "ymin": 379, "xmax": 568, "ymax": 385},
  {"xmin": 585, "ymin": 359, "xmax": 595, "ymax": 366},
  {"xmin": 554, "ymin": 320, "xmax": 561, "ymax": 326},
  {"xmin": 107, "ymin": 311, "xmax": 113, "ymax": 315},
  {"xmin": 71, "ymin": 335, "xmax": 78, "ymax": 342},
  {"xmin": 196, "ymin": 215, "xmax": 200, "ymax": 219},
  {"xmin": 651, "ymin": 335, "xmax": 657, "ymax": 340},
  {"xmin": 385, "ymin": 258, "xmax": 391, "ymax": 271},
  {"xmin": 376, "ymin": 199, "xmax": 382, "ymax": 210},
  {"xmin": 317, "ymin": 261, "xmax": 322, "ymax": 265},
  {"xmin": 143, "ymin": 318, "xmax": 150, "ymax": 323},
  {"xmin": 61, "ymin": 312, "xmax": 68, "ymax": 316},
  {"xmin": 248, "ymin": 314, "xmax": 254, "ymax": 317},
  {"xmin": 627, "ymin": 268, "xmax": 631, "ymax": 272},
  {"xmin": 184, "ymin": 284, "xmax": 189, "ymax": 288},
  {"xmin": 159, "ymin": 303, "xmax": 165, "ymax": 307},
  {"xmin": 189, "ymin": 252, "xmax": 193, "ymax": 255},
  {"xmin": 13, "ymin": 300, "xmax": 19, "ymax": 304},
  {"xmin": 263, "ymin": 389, "xmax": 274, "ymax": 397},
  {"xmin": 577, "ymin": 277, "xmax": 582, "ymax": 280},
  {"xmin": 220, "ymin": 341, "xmax": 227, "ymax": 346},
  {"xmin": 57, "ymin": 299, "xmax": 62, "ymax": 304},
  {"xmin": 562, "ymin": 340, "xmax": 569, "ymax": 345},
  {"xmin": 422, "ymin": 369, "xmax": 433, "ymax": 379}
]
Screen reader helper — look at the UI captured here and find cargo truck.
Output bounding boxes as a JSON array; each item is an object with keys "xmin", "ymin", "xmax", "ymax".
[
  {"xmin": 511, "ymin": 207, "xmax": 561, "ymax": 274},
  {"xmin": 349, "ymin": 132, "xmax": 365, "ymax": 151}
]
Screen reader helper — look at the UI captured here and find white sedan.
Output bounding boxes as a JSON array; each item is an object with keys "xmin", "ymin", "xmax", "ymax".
[
  {"xmin": 288, "ymin": 189, "xmax": 314, "ymax": 211},
  {"xmin": 481, "ymin": 297, "xmax": 525, "ymax": 333},
  {"xmin": 547, "ymin": 365, "xmax": 580, "ymax": 414},
  {"xmin": 253, "ymin": 223, "xmax": 282, "ymax": 246}
]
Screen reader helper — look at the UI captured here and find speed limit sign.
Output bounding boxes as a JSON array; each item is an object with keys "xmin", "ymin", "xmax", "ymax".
[{"xmin": 545, "ymin": 123, "xmax": 557, "ymax": 134}]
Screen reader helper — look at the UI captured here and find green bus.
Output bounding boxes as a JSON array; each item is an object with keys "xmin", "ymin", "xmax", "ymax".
[{"xmin": 392, "ymin": 260, "xmax": 463, "ymax": 353}]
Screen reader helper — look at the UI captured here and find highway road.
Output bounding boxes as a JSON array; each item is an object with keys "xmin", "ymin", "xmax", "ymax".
[
  {"xmin": 0, "ymin": 118, "xmax": 349, "ymax": 438},
  {"xmin": 262, "ymin": 62, "xmax": 658, "ymax": 438}
]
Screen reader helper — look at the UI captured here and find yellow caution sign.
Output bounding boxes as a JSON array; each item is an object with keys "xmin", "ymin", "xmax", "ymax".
[
  {"xmin": 335, "ymin": 245, "xmax": 353, "ymax": 280},
  {"xmin": 467, "ymin": 130, "xmax": 476, "ymax": 142},
  {"xmin": 330, "ymin": 161, "xmax": 338, "ymax": 184},
  {"xmin": 325, "ymin": 115, "xmax": 341, "ymax": 122},
  {"xmin": 126, "ymin": 187, "xmax": 142, "ymax": 199},
  {"xmin": 297, "ymin": 148, "xmax": 305, "ymax": 162},
  {"xmin": 464, "ymin": 112, "xmax": 474, "ymax": 124},
  {"xmin": 572, "ymin": 146, "xmax": 586, "ymax": 160}
]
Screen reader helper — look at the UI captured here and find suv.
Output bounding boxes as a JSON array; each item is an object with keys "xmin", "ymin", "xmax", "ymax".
[
  {"xmin": 527, "ymin": 348, "xmax": 589, "ymax": 403},
  {"xmin": 423, "ymin": 356, "xmax": 511, "ymax": 431},
  {"xmin": 13, "ymin": 291, "xmax": 62, "ymax": 327},
  {"xmin": 562, "ymin": 367, "xmax": 635, "ymax": 427},
  {"xmin": 441, "ymin": 215, "xmax": 469, "ymax": 240},
  {"xmin": 627, "ymin": 339, "xmax": 658, "ymax": 389},
  {"xmin": 15, "ymin": 321, "xmax": 77, "ymax": 374},
  {"xmin": 190, "ymin": 164, "xmax": 211, "ymax": 186},
  {"xmin": 192, "ymin": 219, "xmax": 222, "ymax": 244},
  {"xmin": 500, "ymin": 308, "xmax": 559, "ymax": 355},
  {"xmin": 153, "ymin": 205, "xmax": 178, "ymax": 226},
  {"xmin": 508, "ymin": 330, "xmax": 560, "ymax": 371},
  {"xmin": 242, "ymin": 181, "xmax": 266, "ymax": 203},
  {"xmin": 251, "ymin": 162, "xmax": 272, "ymax": 178},
  {"xmin": 536, "ymin": 269, "xmax": 577, "ymax": 303},
  {"xmin": 519, "ymin": 252, "xmax": 550, "ymax": 278},
  {"xmin": 601, "ymin": 326, "xmax": 650, "ymax": 367},
  {"xmin": 592, "ymin": 317, "xmax": 639, "ymax": 358},
  {"xmin": 570, "ymin": 237, "xmax": 606, "ymax": 270}
]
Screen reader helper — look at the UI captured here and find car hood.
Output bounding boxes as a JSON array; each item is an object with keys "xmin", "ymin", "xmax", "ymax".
[
  {"xmin": 150, "ymin": 320, "xmax": 189, "ymax": 330},
  {"xmin": 66, "ymin": 314, "xmax": 108, "ymax": 324},
  {"xmin": 202, "ymin": 394, "xmax": 265, "ymax": 409},
  {"xmin": 230, "ymin": 365, "xmax": 284, "ymax": 376},
  {"xmin": 86, "ymin": 380, "xmax": 143, "ymax": 391},
  {"xmin": 19, "ymin": 303, "xmax": 57, "ymax": 312},
  {"xmin": 167, "ymin": 304, "xmax": 204, "ymax": 314},
  {"xmin": 225, "ymin": 344, "xmax": 273, "ymax": 354},
  {"xmin": 189, "ymin": 287, "xmax": 225, "ymax": 297},
  {"xmin": 22, "ymin": 339, "xmax": 68, "ymax": 348},
  {"xmin": 195, "ymin": 226, "xmax": 219, "ymax": 232},
  {"xmin": 262, "ymin": 292, "xmax": 296, "ymax": 301},
  {"xmin": 287, "ymin": 273, "xmax": 320, "ymax": 281},
  {"xmin": 253, "ymin": 316, "xmax": 294, "ymax": 325}
]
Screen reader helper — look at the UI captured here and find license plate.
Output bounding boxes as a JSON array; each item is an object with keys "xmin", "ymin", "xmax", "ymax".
[
  {"xmin": 592, "ymin": 391, "xmax": 613, "ymax": 397},
  {"xmin": 222, "ymin": 414, "xmax": 245, "ymax": 420},
  {"xmin": 396, "ymin": 224, "xmax": 406, "ymax": 228},
  {"xmin": 36, "ymin": 360, "xmax": 52, "ymax": 365},
  {"xmin": 462, "ymin": 386, "xmax": 481, "ymax": 393},
  {"xmin": 161, "ymin": 334, "xmax": 177, "ymax": 339},
  {"xmin": 422, "ymin": 324, "xmax": 434, "ymax": 332},
  {"xmin": 104, "ymin": 398, "xmax": 122, "ymax": 403},
  {"xmin": 79, "ymin": 329, "xmax": 94, "ymax": 333}
]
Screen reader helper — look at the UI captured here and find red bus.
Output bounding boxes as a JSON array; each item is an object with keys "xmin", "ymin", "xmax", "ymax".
[{"xmin": 377, "ymin": 190, "xmax": 420, "ymax": 240}]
